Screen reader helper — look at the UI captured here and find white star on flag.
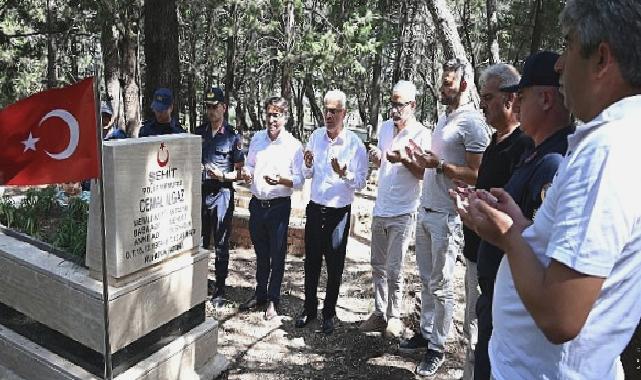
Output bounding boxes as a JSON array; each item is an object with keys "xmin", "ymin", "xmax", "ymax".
[{"xmin": 22, "ymin": 132, "xmax": 40, "ymax": 152}]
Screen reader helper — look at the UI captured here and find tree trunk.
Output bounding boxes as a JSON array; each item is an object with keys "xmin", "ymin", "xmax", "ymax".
[
  {"xmin": 121, "ymin": 31, "xmax": 141, "ymax": 137},
  {"xmin": 392, "ymin": 2, "xmax": 407, "ymax": 85},
  {"xmin": 143, "ymin": 0, "xmax": 181, "ymax": 121},
  {"xmin": 530, "ymin": 0, "xmax": 544, "ymax": 54},
  {"xmin": 368, "ymin": 44, "xmax": 384, "ymax": 135},
  {"xmin": 101, "ymin": 19, "xmax": 123, "ymax": 128},
  {"xmin": 46, "ymin": 0, "xmax": 57, "ymax": 89},
  {"xmin": 224, "ymin": 2, "xmax": 237, "ymax": 109},
  {"xmin": 426, "ymin": 0, "xmax": 479, "ymax": 107},
  {"xmin": 486, "ymin": 0, "xmax": 500, "ymax": 64},
  {"xmin": 281, "ymin": 0, "xmax": 295, "ymax": 132},
  {"xmin": 304, "ymin": 73, "xmax": 323, "ymax": 127}
]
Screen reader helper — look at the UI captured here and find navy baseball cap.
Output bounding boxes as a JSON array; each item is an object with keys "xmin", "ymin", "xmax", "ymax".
[
  {"xmin": 501, "ymin": 51, "xmax": 560, "ymax": 92},
  {"xmin": 204, "ymin": 87, "xmax": 225, "ymax": 105},
  {"xmin": 151, "ymin": 88, "xmax": 173, "ymax": 112}
]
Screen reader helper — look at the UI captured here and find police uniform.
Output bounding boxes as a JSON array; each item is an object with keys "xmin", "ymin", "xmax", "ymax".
[
  {"xmin": 140, "ymin": 88, "xmax": 186, "ymax": 137},
  {"xmin": 195, "ymin": 120, "xmax": 244, "ymax": 296},
  {"xmin": 139, "ymin": 118, "xmax": 185, "ymax": 137},
  {"xmin": 474, "ymin": 125, "xmax": 573, "ymax": 379}
]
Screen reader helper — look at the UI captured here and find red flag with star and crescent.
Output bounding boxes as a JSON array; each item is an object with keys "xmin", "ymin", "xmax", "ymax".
[{"xmin": 0, "ymin": 77, "xmax": 100, "ymax": 185}]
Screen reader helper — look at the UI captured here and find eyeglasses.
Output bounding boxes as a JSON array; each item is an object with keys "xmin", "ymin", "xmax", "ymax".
[
  {"xmin": 265, "ymin": 112, "xmax": 284, "ymax": 119},
  {"xmin": 390, "ymin": 101, "xmax": 412, "ymax": 110},
  {"xmin": 325, "ymin": 108, "xmax": 344, "ymax": 115}
]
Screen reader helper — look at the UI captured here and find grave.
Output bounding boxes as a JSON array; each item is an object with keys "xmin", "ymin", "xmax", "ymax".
[{"xmin": 0, "ymin": 135, "xmax": 227, "ymax": 379}]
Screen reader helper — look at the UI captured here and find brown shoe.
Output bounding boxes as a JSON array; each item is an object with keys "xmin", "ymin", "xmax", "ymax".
[
  {"xmin": 359, "ymin": 313, "xmax": 387, "ymax": 332},
  {"xmin": 264, "ymin": 301, "xmax": 278, "ymax": 320}
]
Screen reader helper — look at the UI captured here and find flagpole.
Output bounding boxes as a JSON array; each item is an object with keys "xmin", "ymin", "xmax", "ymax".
[{"xmin": 93, "ymin": 53, "xmax": 113, "ymax": 379}]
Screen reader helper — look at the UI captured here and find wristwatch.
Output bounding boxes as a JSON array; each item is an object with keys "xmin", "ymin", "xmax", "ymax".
[{"xmin": 436, "ymin": 159, "xmax": 445, "ymax": 174}]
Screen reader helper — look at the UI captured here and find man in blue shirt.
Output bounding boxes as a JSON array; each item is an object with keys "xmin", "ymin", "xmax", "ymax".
[
  {"xmin": 139, "ymin": 88, "xmax": 185, "ymax": 137},
  {"xmin": 195, "ymin": 87, "xmax": 244, "ymax": 306}
]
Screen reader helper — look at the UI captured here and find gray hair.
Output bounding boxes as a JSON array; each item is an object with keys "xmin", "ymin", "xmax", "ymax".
[
  {"xmin": 324, "ymin": 90, "xmax": 347, "ymax": 108},
  {"xmin": 479, "ymin": 63, "xmax": 521, "ymax": 89},
  {"xmin": 559, "ymin": 0, "xmax": 641, "ymax": 87},
  {"xmin": 392, "ymin": 80, "xmax": 417, "ymax": 101}
]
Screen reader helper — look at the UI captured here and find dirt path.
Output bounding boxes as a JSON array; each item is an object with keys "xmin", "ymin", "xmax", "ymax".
[{"xmin": 207, "ymin": 238, "xmax": 469, "ymax": 380}]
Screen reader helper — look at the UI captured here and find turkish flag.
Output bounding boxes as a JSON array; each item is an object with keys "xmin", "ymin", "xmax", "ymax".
[{"xmin": 0, "ymin": 77, "xmax": 100, "ymax": 185}]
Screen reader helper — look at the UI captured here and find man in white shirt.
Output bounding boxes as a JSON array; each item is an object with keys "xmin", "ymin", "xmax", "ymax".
[
  {"xmin": 410, "ymin": 59, "xmax": 490, "ymax": 377},
  {"xmin": 239, "ymin": 97, "xmax": 304, "ymax": 320},
  {"xmin": 456, "ymin": 1, "xmax": 641, "ymax": 379},
  {"xmin": 294, "ymin": 90, "xmax": 368, "ymax": 335},
  {"xmin": 359, "ymin": 81, "xmax": 430, "ymax": 338}
]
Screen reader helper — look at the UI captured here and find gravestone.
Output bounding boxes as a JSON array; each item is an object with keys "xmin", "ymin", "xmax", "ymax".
[{"xmin": 86, "ymin": 135, "xmax": 202, "ymax": 278}]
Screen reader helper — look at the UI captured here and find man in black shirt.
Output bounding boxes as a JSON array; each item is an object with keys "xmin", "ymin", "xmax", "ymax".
[
  {"xmin": 139, "ymin": 88, "xmax": 186, "ymax": 137},
  {"xmin": 460, "ymin": 63, "xmax": 532, "ymax": 380}
]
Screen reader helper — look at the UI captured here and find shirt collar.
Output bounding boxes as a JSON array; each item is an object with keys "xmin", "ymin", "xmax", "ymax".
[
  {"xmin": 446, "ymin": 102, "xmax": 476, "ymax": 118},
  {"xmin": 568, "ymin": 95, "xmax": 641, "ymax": 150},
  {"xmin": 324, "ymin": 126, "xmax": 347, "ymax": 145},
  {"xmin": 264, "ymin": 128, "xmax": 289, "ymax": 143}
]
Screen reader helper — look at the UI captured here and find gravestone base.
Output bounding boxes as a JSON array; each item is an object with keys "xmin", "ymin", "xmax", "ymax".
[{"xmin": 0, "ymin": 317, "xmax": 229, "ymax": 380}]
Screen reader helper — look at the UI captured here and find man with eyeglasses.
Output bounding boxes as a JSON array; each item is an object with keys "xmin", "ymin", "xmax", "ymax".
[
  {"xmin": 239, "ymin": 97, "xmax": 304, "ymax": 320},
  {"xmin": 359, "ymin": 80, "xmax": 430, "ymax": 339},
  {"xmin": 408, "ymin": 59, "xmax": 490, "ymax": 377},
  {"xmin": 195, "ymin": 87, "xmax": 245, "ymax": 307},
  {"xmin": 294, "ymin": 90, "xmax": 368, "ymax": 335}
]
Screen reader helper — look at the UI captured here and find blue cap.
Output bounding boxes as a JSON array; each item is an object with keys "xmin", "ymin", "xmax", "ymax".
[
  {"xmin": 204, "ymin": 87, "xmax": 225, "ymax": 105},
  {"xmin": 501, "ymin": 51, "xmax": 560, "ymax": 92},
  {"xmin": 151, "ymin": 88, "xmax": 173, "ymax": 112}
]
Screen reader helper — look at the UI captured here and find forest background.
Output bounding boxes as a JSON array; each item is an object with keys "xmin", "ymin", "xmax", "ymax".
[{"xmin": 0, "ymin": 0, "xmax": 565, "ymax": 138}]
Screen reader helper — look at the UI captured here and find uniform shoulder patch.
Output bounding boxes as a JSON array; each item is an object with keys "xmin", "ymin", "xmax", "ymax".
[{"xmin": 541, "ymin": 182, "xmax": 551, "ymax": 202}]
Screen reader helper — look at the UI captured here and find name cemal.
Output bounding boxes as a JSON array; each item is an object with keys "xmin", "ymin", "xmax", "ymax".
[{"xmin": 139, "ymin": 189, "xmax": 186, "ymax": 212}]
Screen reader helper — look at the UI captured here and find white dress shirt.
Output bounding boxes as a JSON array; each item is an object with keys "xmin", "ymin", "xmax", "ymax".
[
  {"xmin": 303, "ymin": 127, "xmax": 368, "ymax": 208},
  {"xmin": 244, "ymin": 129, "xmax": 304, "ymax": 200},
  {"xmin": 373, "ymin": 119, "xmax": 431, "ymax": 217}
]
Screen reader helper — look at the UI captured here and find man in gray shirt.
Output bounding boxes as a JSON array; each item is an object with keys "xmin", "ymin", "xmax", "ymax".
[{"xmin": 407, "ymin": 59, "xmax": 490, "ymax": 377}]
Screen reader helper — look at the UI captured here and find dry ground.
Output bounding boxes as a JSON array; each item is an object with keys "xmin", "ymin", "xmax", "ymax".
[{"xmin": 206, "ymin": 238, "xmax": 470, "ymax": 380}]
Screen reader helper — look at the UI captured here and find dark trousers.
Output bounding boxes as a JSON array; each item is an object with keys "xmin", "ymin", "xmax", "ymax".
[
  {"xmin": 248, "ymin": 196, "xmax": 291, "ymax": 304},
  {"xmin": 202, "ymin": 183, "xmax": 234, "ymax": 288},
  {"xmin": 474, "ymin": 277, "xmax": 495, "ymax": 380},
  {"xmin": 303, "ymin": 201, "xmax": 351, "ymax": 319}
]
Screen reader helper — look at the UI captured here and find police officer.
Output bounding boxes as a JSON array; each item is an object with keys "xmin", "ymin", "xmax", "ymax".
[
  {"xmin": 195, "ymin": 87, "xmax": 244, "ymax": 306},
  {"xmin": 139, "ymin": 88, "xmax": 186, "ymax": 137}
]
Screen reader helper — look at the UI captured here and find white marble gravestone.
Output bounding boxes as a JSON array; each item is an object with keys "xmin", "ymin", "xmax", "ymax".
[{"xmin": 86, "ymin": 134, "xmax": 202, "ymax": 279}]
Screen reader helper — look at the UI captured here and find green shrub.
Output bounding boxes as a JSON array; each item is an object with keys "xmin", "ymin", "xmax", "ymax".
[{"xmin": 0, "ymin": 187, "xmax": 88, "ymax": 260}]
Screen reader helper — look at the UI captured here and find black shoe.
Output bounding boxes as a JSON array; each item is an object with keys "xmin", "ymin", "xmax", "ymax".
[
  {"xmin": 416, "ymin": 348, "xmax": 444, "ymax": 376},
  {"xmin": 207, "ymin": 279, "xmax": 217, "ymax": 296},
  {"xmin": 295, "ymin": 311, "xmax": 317, "ymax": 328},
  {"xmin": 321, "ymin": 317, "xmax": 334, "ymax": 335},
  {"xmin": 239, "ymin": 296, "xmax": 267, "ymax": 311},
  {"xmin": 210, "ymin": 288, "xmax": 225, "ymax": 308},
  {"xmin": 399, "ymin": 333, "xmax": 428, "ymax": 352}
]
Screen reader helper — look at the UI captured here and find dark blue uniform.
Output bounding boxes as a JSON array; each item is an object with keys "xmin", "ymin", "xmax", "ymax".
[
  {"xmin": 195, "ymin": 121, "xmax": 244, "ymax": 294},
  {"xmin": 139, "ymin": 118, "xmax": 185, "ymax": 137},
  {"xmin": 474, "ymin": 125, "xmax": 574, "ymax": 380}
]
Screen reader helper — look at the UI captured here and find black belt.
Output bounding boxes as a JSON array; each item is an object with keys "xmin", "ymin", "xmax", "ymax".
[
  {"xmin": 253, "ymin": 196, "xmax": 290, "ymax": 208},
  {"xmin": 310, "ymin": 201, "xmax": 349, "ymax": 214},
  {"xmin": 203, "ymin": 179, "xmax": 233, "ymax": 190}
]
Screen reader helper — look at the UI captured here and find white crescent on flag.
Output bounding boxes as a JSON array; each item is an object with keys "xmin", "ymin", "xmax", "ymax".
[{"xmin": 38, "ymin": 109, "xmax": 79, "ymax": 160}]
